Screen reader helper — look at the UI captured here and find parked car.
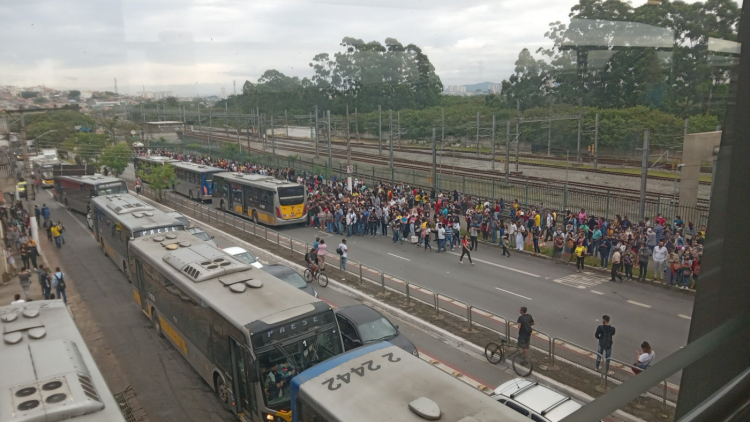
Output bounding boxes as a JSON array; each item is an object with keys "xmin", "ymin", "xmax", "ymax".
[
  {"xmin": 492, "ymin": 379, "xmax": 595, "ymax": 422},
  {"xmin": 223, "ymin": 246, "xmax": 263, "ymax": 269},
  {"xmin": 185, "ymin": 226, "xmax": 216, "ymax": 247},
  {"xmin": 334, "ymin": 304, "xmax": 417, "ymax": 356},
  {"xmin": 260, "ymin": 264, "xmax": 317, "ymax": 297}
]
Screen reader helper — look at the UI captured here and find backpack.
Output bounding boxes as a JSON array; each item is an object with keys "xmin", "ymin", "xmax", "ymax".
[
  {"xmin": 335, "ymin": 247, "xmax": 343, "ymax": 256},
  {"xmin": 55, "ymin": 273, "xmax": 66, "ymax": 290}
]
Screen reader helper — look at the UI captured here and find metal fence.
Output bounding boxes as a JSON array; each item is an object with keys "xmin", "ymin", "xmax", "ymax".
[
  {"xmin": 149, "ymin": 141, "xmax": 710, "ymax": 228},
  {"xmin": 134, "ymin": 184, "xmax": 679, "ymax": 408}
]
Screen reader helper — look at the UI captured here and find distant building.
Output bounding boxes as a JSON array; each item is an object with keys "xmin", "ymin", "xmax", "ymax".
[
  {"xmin": 444, "ymin": 85, "xmax": 467, "ymax": 93},
  {"xmin": 488, "ymin": 83, "xmax": 502, "ymax": 94},
  {"xmin": 80, "ymin": 91, "xmax": 94, "ymax": 100},
  {"xmin": 220, "ymin": 87, "xmax": 227, "ymax": 99}
]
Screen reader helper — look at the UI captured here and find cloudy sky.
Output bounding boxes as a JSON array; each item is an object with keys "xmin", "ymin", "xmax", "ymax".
[{"xmin": 0, "ymin": 0, "xmax": 684, "ymax": 96}]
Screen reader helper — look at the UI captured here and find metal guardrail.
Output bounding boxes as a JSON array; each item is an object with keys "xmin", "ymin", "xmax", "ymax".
[{"xmin": 138, "ymin": 185, "xmax": 679, "ymax": 408}]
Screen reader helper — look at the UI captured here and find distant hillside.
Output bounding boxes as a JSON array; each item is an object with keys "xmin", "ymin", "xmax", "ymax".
[{"xmin": 464, "ymin": 82, "xmax": 500, "ymax": 92}]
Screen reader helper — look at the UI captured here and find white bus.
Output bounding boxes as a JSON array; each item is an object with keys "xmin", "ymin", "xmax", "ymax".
[
  {"xmin": 133, "ymin": 156, "xmax": 177, "ymax": 182},
  {"xmin": 55, "ymin": 175, "xmax": 128, "ymax": 215},
  {"xmin": 91, "ymin": 193, "xmax": 186, "ymax": 275},
  {"xmin": 0, "ymin": 300, "xmax": 127, "ymax": 422},
  {"xmin": 128, "ymin": 230, "xmax": 343, "ymax": 422},
  {"xmin": 171, "ymin": 161, "xmax": 225, "ymax": 202},
  {"xmin": 290, "ymin": 342, "xmax": 528, "ymax": 422},
  {"xmin": 212, "ymin": 172, "xmax": 306, "ymax": 226}
]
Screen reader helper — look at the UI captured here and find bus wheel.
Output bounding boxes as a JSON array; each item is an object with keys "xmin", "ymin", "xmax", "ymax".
[
  {"xmin": 215, "ymin": 375, "xmax": 231, "ymax": 410},
  {"xmin": 152, "ymin": 309, "xmax": 164, "ymax": 338}
]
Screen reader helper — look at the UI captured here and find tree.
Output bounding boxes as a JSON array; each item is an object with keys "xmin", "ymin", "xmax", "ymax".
[
  {"xmin": 68, "ymin": 90, "xmax": 81, "ymax": 100},
  {"xmin": 21, "ymin": 91, "xmax": 38, "ymax": 99},
  {"xmin": 60, "ymin": 133, "xmax": 110, "ymax": 163},
  {"xmin": 99, "ymin": 143, "xmax": 132, "ymax": 176},
  {"xmin": 165, "ymin": 96, "xmax": 178, "ymax": 106},
  {"xmin": 221, "ymin": 143, "xmax": 240, "ymax": 156},
  {"xmin": 137, "ymin": 164, "xmax": 175, "ymax": 202}
]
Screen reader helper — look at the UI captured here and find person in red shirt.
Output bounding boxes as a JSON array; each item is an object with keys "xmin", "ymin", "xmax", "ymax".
[{"xmin": 459, "ymin": 235, "xmax": 474, "ymax": 265}]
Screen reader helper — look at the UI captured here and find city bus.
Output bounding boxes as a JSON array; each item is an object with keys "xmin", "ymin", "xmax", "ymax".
[
  {"xmin": 212, "ymin": 172, "xmax": 306, "ymax": 226},
  {"xmin": 133, "ymin": 155, "xmax": 177, "ymax": 181},
  {"xmin": 290, "ymin": 342, "xmax": 528, "ymax": 422},
  {"xmin": 55, "ymin": 175, "xmax": 129, "ymax": 215},
  {"xmin": 32, "ymin": 158, "xmax": 69, "ymax": 189},
  {"xmin": 171, "ymin": 161, "xmax": 225, "ymax": 202},
  {"xmin": 127, "ymin": 230, "xmax": 343, "ymax": 422},
  {"xmin": 0, "ymin": 300, "xmax": 127, "ymax": 422},
  {"xmin": 91, "ymin": 193, "xmax": 186, "ymax": 275}
]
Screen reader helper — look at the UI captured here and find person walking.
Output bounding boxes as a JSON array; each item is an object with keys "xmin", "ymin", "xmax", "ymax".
[
  {"xmin": 35, "ymin": 265, "xmax": 51, "ymax": 300},
  {"xmin": 611, "ymin": 247, "xmax": 624, "ymax": 282},
  {"xmin": 53, "ymin": 267, "xmax": 67, "ymax": 304},
  {"xmin": 595, "ymin": 315, "xmax": 615, "ymax": 375},
  {"xmin": 18, "ymin": 267, "xmax": 32, "ymax": 301},
  {"xmin": 459, "ymin": 235, "xmax": 474, "ymax": 265},
  {"xmin": 501, "ymin": 233, "xmax": 511, "ymax": 257},
  {"xmin": 43, "ymin": 218, "xmax": 53, "ymax": 241},
  {"xmin": 574, "ymin": 240, "xmax": 586, "ymax": 272},
  {"xmin": 652, "ymin": 240, "xmax": 668, "ymax": 281},
  {"xmin": 337, "ymin": 239, "xmax": 348, "ymax": 272},
  {"xmin": 637, "ymin": 244, "xmax": 650, "ymax": 280},
  {"xmin": 34, "ymin": 205, "xmax": 41, "ymax": 228},
  {"xmin": 51, "ymin": 223, "xmax": 62, "ymax": 248},
  {"xmin": 26, "ymin": 240, "xmax": 38, "ymax": 269},
  {"xmin": 41, "ymin": 203, "xmax": 50, "ymax": 222}
]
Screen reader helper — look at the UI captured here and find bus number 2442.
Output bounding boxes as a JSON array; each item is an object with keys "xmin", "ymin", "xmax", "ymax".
[{"xmin": 321, "ymin": 353, "xmax": 401, "ymax": 391}]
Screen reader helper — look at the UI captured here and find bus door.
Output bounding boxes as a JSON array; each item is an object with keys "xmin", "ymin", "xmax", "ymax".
[
  {"xmin": 229, "ymin": 337, "xmax": 257, "ymax": 417},
  {"xmin": 231, "ymin": 184, "xmax": 243, "ymax": 214}
]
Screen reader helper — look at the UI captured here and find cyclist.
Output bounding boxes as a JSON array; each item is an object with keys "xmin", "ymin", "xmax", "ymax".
[
  {"xmin": 305, "ymin": 248, "xmax": 319, "ymax": 279},
  {"xmin": 517, "ymin": 307, "xmax": 535, "ymax": 358}
]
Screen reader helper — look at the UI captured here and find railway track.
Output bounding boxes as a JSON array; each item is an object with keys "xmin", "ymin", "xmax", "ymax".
[{"xmin": 180, "ymin": 131, "xmax": 709, "ymax": 207}]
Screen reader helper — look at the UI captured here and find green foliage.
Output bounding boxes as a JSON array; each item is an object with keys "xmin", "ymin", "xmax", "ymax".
[
  {"xmin": 687, "ymin": 114, "xmax": 720, "ymax": 133},
  {"xmin": 60, "ymin": 133, "xmax": 111, "ymax": 163},
  {"xmin": 165, "ymin": 96, "xmax": 179, "ymax": 106},
  {"xmin": 137, "ymin": 164, "xmax": 175, "ymax": 201},
  {"xmin": 33, "ymin": 97, "xmax": 49, "ymax": 104},
  {"xmin": 67, "ymin": 90, "xmax": 81, "ymax": 99},
  {"xmin": 99, "ymin": 143, "xmax": 132, "ymax": 176},
  {"xmin": 221, "ymin": 142, "xmax": 240, "ymax": 156},
  {"xmin": 20, "ymin": 91, "xmax": 38, "ymax": 99},
  {"xmin": 23, "ymin": 111, "xmax": 97, "ymax": 149}
]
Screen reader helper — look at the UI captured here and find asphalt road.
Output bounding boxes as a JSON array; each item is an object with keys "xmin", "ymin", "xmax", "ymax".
[{"xmin": 32, "ymin": 184, "xmax": 523, "ymax": 422}]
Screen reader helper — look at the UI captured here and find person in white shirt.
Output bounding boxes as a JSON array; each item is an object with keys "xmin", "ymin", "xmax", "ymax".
[
  {"xmin": 633, "ymin": 341, "xmax": 655, "ymax": 374},
  {"xmin": 508, "ymin": 222, "xmax": 518, "ymax": 249},
  {"xmin": 437, "ymin": 224, "xmax": 446, "ymax": 252},
  {"xmin": 338, "ymin": 239, "xmax": 348, "ymax": 271},
  {"xmin": 652, "ymin": 241, "xmax": 668, "ymax": 281},
  {"xmin": 346, "ymin": 211, "xmax": 356, "ymax": 237}
]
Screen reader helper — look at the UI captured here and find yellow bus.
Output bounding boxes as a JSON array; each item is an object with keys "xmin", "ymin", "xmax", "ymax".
[{"xmin": 212, "ymin": 173, "xmax": 306, "ymax": 226}]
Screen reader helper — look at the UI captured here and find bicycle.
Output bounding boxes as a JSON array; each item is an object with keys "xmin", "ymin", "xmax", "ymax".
[
  {"xmin": 303, "ymin": 267, "xmax": 329, "ymax": 287},
  {"xmin": 484, "ymin": 338, "xmax": 534, "ymax": 377}
]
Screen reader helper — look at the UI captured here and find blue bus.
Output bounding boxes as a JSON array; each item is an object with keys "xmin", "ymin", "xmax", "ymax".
[
  {"xmin": 171, "ymin": 161, "xmax": 225, "ymax": 202},
  {"xmin": 290, "ymin": 342, "xmax": 528, "ymax": 422}
]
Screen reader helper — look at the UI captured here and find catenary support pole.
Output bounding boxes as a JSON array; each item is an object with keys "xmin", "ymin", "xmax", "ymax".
[
  {"xmin": 389, "ymin": 110, "xmax": 393, "ymax": 169},
  {"xmin": 548, "ymin": 99, "xmax": 553, "ymax": 156},
  {"xmin": 639, "ymin": 131, "xmax": 650, "ymax": 221},
  {"xmin": 594, "ymin": 113, "xmax": 599, "ymax": 169},
  {"xmin": 515, "ymin": 100, "xmax": 520, "ymax": 172},
  {"xmin": 378, "ymin": 105, "xmax": 382, "ymax": 156},
  {"xmin": 432, "ymin": 127, "xmax": 437, "ymax": 192},
  {"xmin": 491, "ymin": 115, "xmax": 496, "ymax": 170},
  {"xmin": 315, "ymin": 105, "xmax": 320, "ymax": 158},
  {"xmin": 576, "ymin": 98, "xmax": 582, "ymax": 162},
  {"xmin": 505, "ymin": 121, "xmax": 511, "ymax": 183},
  {"xmin": 327, "ymin": 110, "xmax": 332, "ymax": 171}
]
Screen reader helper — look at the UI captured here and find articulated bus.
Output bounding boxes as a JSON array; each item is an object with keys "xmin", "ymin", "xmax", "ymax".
[
  {"xmin": 212, "ymin": 173, "xmax": 307, "ymax": 226},
  {"xmin": 33, "ymin": 158, "xmax": 69, "ymax": 189},
  {"xmin": 171, "ymin": 161, "xmax": 225, "ymax": 202},
  {"xmin": 127, "ymin": 230, "xmax": 343, "ymax": 422},
  {"xmin": 0, "ymin": 300, "xmax": 127, "ymax": 422},
  {"xmin": 133, "ymin": 156, "xmax": 177, "ymax": 181},
  {"xmin": 291, "ymin": 342, "xmax": 528, "ymax": 422},
  {"xmin": 55, "ymin": 175, "xmax": 128, "ymax": 215},
  {"xmin": 91, "ymin": 193, "xmax": 186, "ymax": 276}
]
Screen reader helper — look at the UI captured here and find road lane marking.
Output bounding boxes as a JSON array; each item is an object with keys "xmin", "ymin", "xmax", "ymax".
[
  {"xmin": 447, "ymin": 252, "xmax": 540, "ymax": 277},
  {"xmin": 387, "ymin": 253, "xmax": 411, "ymax": 262},
  {"xmin": 627, "ymin": 300, "xmax": 652, "ymax": 308},
  {"xmin": 678, "ymin": 314, "xmax": 692, "ymax": 320},
  {"xmin": 495, "ymin": 287, "xmax": 532, "ymax": 301},
  {"xmin": 590, "ymin": 290, "xmax": 605, "ymax": 295}
]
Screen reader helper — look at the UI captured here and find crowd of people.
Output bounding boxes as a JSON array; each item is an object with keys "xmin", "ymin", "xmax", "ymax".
[{"xmin": 141, "ymin": 149, "xmax": 704, "ymax": 290}]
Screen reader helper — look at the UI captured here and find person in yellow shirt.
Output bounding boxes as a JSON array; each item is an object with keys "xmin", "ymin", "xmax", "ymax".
[
  {"xmin": 574, "ymin": 240, "xmax": 587, "ymax": 272},
  {"xmin": 534, "ymin": 212, "xmax": 541, "ymax": 227},
  {"xmin": 50, "ymin": 224, "xmax": 62, "ymax": 249}
]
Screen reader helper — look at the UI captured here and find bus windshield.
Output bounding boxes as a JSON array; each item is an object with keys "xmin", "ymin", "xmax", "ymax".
[
  {"xmin": 41, "ymin": 171, "xmax": 54, "ymax": 180},
  {"xmin": 97, "ymin": 183, "xmax": 128, "ymax": 196},
  {"xmin": 277, "ymin": 186, "xmax": 305, "ymax": 206},
  {"xmin": 257, "ymin": 325, "xmax": 342, "ymax": 408}
]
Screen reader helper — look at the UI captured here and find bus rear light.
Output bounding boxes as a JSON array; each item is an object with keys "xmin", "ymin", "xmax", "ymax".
[{"xmin": 276, "ymin": 207, "xmax": 281, "ymax": 218}]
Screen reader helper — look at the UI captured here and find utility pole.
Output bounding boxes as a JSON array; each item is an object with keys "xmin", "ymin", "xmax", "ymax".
[
  {"xmin": 547, "ymin": 99, "xmax": 553, "ymax": 156},
  {"xmin": 256, "ymin": 107, "xmax": 261, "ymax": 145},
  {"xmin": 515, "ymin": 100, "xmax": 520, "ymax": 172},
  {"xmin": 345, "ymin": 104, "xmax": 351, "ymax": 167},
  {"xmin": 389, "ymin": 109, "xmax": 393, "ymax": 169},
  {"xmin": 594, "ymin": 113, "xmax": 599, "ymax": 169},
  {"xmin": 576, "ymin": 98, "xmax": 582, "ymax": 162},
  {"xmin": 208, "ymin": 107, "xmax": 213, "ymax": 154},
  {"xmin": 476, "ymin": 111, "xmax": 480, "ymax": 158},
  {"xmin": 355, "ymin": 107, "xmax": 360, "ymax": 142},
  {"xmin": 397, "ymin": 111, "xmax": 401, "ymax": 148},
  {"xmin": 378, "ymin": 105, "xmax": 383, "ymax": 155},
  {"xmin": 314, "ymin": 105, "xmax": 320, "ymax": 158},
  {"xmin": 327, "ymin": 110, "xmax": 332, "ymax": 171},
  {"xmin": 491, "ymin": 115, "xmax": 496, "ymax": 170},
  {"xmin": 235, "ymin": 113, "xmax": 240, "ymax": 152},
  {"xmin": 432, "ymin": 127, "xmax": 437, "ymax": 192},
  {"xmin": 638, "ymin": 131, "xmax": 650, "ymax": 221},
  {"xmin": 271, "ymin": 115, "xmax": 275, "ymax": 155},
  {"xmin": 141, "ymin": 103, "xmax": 144, "ymax": 122},
  {"xmin": 505, "ymin": 121, "xmax": 511, "ymax": 183},
  {"xmin": 285, "ymin": 109, "xmax": 288, "ymax": 136}
]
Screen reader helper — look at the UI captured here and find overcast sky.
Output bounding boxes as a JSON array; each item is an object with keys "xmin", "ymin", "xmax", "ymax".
[{"xmin": 0, "ymin": 0, "xmax": 700, "ymax": 96}]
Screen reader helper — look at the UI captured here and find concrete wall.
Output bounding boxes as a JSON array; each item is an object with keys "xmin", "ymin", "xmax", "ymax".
[{"xmin": 679, "ymin": 131, "xmax": 721, "ymax": 208}]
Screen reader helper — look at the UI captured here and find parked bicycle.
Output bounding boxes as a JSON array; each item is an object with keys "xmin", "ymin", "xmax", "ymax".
[
  {"xmin": 485, "ymin": 338, "xmax": 534, "ymax": 377},
  {"xmin": 303, "ymin": 268, "xmax": 329, "ymax": 287}
]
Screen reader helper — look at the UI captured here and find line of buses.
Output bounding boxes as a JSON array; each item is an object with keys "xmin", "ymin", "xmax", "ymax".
[{"xmin": 32, "ymin": 160, "xmax": 529, "ymax": 422}]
